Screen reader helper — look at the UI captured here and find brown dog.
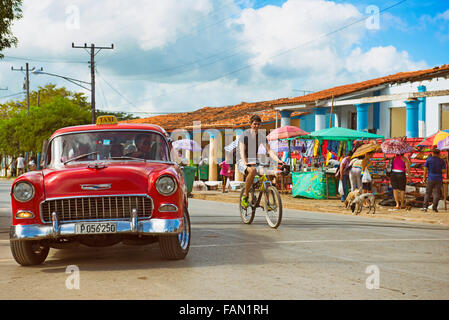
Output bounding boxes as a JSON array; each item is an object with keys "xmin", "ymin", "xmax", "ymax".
[{"xmin": 344, "ymin": 188, "xmax": 361, "ymax": 208}]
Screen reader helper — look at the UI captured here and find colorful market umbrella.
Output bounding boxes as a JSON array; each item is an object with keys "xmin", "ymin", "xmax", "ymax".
[
  {"xmin": 437, "ymin": 136, "xmax": 449, "ymax": 150},
  {"xmin": 381, "ymin": 139, "xmax": 414, "ymax": 155},
  {"xmin": 417, "ymin": 130, "xmax": 449, "ymax": 147},
  {"xmin": 352, "ymin": 142, "xmax": 380, "ymax": 158},
  {"xmin": 258, "ymin": 140, "xmax": 302, "ymax": 154},
  {"xmin": 172, "ymin": 139, "xmax": 202, "ymax": 152},
  {"xmin": 267, "ymin": 125, "xmax": 308, "ymax": 141}
]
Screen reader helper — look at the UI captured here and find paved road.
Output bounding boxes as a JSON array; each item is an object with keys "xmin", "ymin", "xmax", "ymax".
[{"xmin": 1, "ymin": 180, "xmax": 449, "ymax": 299}]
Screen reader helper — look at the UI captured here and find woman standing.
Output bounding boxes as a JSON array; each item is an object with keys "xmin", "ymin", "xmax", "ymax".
[
  {"xmin": 390, "ymin": 153, "xmax": 411, "ymax": 210},
  {"xmin": 349, "ymin": 156, "xmax": 363, "ymax": 192},
  {"xmin": 339, "ymin": 151, "xmax": 354, "ymax": 201},
  {"xmin": 361, "ymin": 152, "xmax": 374, "ymax": 194}
]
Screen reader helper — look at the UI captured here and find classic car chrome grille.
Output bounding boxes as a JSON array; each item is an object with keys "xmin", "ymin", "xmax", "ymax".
[{"xmin": 40, "ymin": 195, "xmax": 153, "ymax": 223}]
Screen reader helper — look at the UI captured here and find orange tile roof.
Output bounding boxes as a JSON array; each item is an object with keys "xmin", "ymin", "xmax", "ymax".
[
  {"xmin": 123, "ymin": 64, "xmax": 449, "ymax": 131},
  {"xmin": 123, "ymin": 100, "xmax": 306, "ymax": 131},
  {"xmin": 271, "ymin": 64, "xmax": 449, "ymax": 106}
]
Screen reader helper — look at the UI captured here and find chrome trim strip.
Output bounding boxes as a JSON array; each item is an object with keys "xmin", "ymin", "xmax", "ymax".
[
  {"xmin": 10, "ymin": 218, "xmax": 184, "ymax": 240},
  {"xmin": 158, "ymin": 204, "xmax": 179, "ymax": 212},
  {"xmin": 81, "ymin": 184, "xmax": 112, "ymax": 190},
  {"xmin": 39, "ymin": 194, "xmax": 154, "ymax": 223}
]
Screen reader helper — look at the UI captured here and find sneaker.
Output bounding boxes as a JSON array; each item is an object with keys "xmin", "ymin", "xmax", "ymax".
[
  {"xmin": 241, "ymin": 195, "xmax": 249, "ymax": 208},
  {"xmin": 433, "ymin": 208, "xmax": 439, "ymax": 213},
  {"xmin": 420, "ymin": 207, "xmax": 427, "ymax": 212}
]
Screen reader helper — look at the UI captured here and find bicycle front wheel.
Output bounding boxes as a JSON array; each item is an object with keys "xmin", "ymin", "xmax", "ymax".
[
  {"xmin": 239, "ymin": 187, "xmax": 255, "ymax": 224},
  {"xmin": 264, "ymin": 185, "xmax": 282, "ymax": 228}
]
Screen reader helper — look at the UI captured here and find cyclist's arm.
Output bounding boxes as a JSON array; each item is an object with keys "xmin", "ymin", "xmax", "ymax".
[
  {"xmin": 239, "ymin": 139, "xmax": 248, "ymax": 165},
  {"xmin": 265, "ymin": 141, "xmax": 285, "ymax": 165}
]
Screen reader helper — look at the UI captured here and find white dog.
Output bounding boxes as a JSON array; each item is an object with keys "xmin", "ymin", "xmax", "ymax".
[
  {"xmin": 344, "ymin": 188, "xmax": 361, "ymax": 208},
  {"xmin": 350, "ymin": 193, "xmax": 376, "ymax": 215}
]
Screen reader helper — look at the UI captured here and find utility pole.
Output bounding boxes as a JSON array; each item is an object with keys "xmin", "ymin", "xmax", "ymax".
[
  {"xmin": 11, "ymin": 63, "xmax": 34, "ymax": 116},
  {"xmin": 72, "ymin": 43, "xmax": 114, "ymax": 124}
]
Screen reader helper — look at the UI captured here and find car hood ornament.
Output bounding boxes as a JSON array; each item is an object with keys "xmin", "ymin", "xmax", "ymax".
[{"xmin": 81, "ymin": 184, "xmax": 112, "ymax": 190}]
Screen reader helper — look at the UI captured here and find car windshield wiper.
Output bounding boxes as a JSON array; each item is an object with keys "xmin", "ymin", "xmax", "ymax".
[
  {"xmin": 64, "ymin": 151, "xmax": 98, "ymax": 165},
  {"xmin": 108, "ymin": 156, "xmax": 146, "ymax": 162}
]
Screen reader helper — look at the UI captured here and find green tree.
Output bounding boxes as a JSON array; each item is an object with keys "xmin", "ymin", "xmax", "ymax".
[
  {"xmin": 0, "ymin": 0, "xmax": 23, "ymax": 59},
  {"xmin": 0, "ymin": 91, "xmax": 91, "ymax": 155},
  {"xmin": 0, "ymin": 84, "xmax": 90, "ymax": 119}
]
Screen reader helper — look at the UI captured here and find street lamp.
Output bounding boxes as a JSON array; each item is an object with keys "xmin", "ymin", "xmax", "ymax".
[{"xmin": 31, "ymin": 68, "xmax": 91, "ymax": 91}]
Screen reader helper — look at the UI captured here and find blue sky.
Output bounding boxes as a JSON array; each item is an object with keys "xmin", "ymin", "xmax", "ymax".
[{"xmin": 0, "ymin": 0, "xmax": 448, "ymax": 117}]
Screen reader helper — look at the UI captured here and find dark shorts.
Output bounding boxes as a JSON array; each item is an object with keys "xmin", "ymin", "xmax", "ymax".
[
  {"xmin": 362, "ymin": 182, "xmax": 372, "ymax": 191},
  {"xmin": 390, "ymin": 171, "xmax": 406, "ymax": 191}
]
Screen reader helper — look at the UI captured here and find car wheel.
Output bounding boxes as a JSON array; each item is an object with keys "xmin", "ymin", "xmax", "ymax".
[
  {"xmin": 159, "ymin": 206, "xmax": 191, "ymax": 260},
  {"xmin": 10, "ymin": 240, "xmax": 50, "ymax": 266}
]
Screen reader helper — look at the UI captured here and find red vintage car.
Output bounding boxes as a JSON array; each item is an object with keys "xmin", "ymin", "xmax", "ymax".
[{"xmin": 9, "ymin": 116, "xmax": 190, "ymax": 266}]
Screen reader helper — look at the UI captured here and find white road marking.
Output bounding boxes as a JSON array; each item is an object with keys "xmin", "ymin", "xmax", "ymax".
[{"xmin": 191, "ymin": 238, "xmax": 449, "ymax": 248}]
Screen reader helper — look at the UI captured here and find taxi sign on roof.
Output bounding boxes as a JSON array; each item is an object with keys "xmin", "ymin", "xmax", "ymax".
[{"xmin": 96, "ymin": 115, "xmax": 118, "ymax": 125}]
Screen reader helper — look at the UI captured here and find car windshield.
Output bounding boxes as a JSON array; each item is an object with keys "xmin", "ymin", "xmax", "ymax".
[{"xmin": 47, "ymin": 130, "xmax": 170, "ymax": 167}]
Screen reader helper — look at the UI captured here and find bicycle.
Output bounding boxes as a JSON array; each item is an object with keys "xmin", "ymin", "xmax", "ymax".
[{"xmin": 239, "ymin": 164, "xmax": 287, "ymax": 228}]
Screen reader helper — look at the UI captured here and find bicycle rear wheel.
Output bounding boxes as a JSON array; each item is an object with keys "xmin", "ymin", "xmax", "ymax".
[
  {"xmin": 239, "ymin": 187, "xmax": 255, "ymax": 224},
  {"xmin": 264, "ymin": 185, "xmax": 282, "ymax": 228}
]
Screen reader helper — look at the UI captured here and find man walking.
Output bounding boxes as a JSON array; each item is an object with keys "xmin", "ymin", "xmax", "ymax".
[
  {"xmin": 421, "ymin": 148, "xmax": 447, "ymax": 213},
  {"xmin": 16, "ymin": 154, "xmax": 25, "ymax": 176}
]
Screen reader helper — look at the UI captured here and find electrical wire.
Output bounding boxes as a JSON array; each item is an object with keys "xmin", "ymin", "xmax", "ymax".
[{"xmin": 129, "ymin": 0, "xmax": 408, "ymax": 104}]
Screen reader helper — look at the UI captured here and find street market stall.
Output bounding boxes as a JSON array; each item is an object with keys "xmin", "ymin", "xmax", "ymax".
[{"xmin": 290, "ymin": 127, "xmax": 384, "ymax": 199}]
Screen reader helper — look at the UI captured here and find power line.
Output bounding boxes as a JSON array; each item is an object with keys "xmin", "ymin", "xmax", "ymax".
[
  {"xmin": 72, "ymin": 43, "xmax": 114, "ymax": 123},
  {"xmin": 2, "ymin": 55, "xmax": 85, "ymax": 64},
  {"xmin": 0, "ymin": 91, "xmax": 25, "ymax": 100},
  {"xmin": 96, "ymin": 69, "xmax": 137, "ymax": 109},
  {"xmin": 97, "ymin": 0, "xmax": 257, "ymax": 66},
  {"xmin": 129, "ymin": 0, "xmax": 408, "ymax": 105}
]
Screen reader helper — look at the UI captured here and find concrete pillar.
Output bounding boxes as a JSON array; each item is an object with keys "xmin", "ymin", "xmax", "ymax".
[
  {"xmin": 334, "ymin": 113, "xmax": 339, "ymax": 127},
  {"xmin": 314, "ymin": 108, "xmax": 326, "ymax": 131},
  {"xmin": 280, "ymin": 110, "xmax": 292, "ymax": 127},
  {"xmin": 405, "ymin": 100, "xmax": 419, "ymax": 138},
  {"xmin": 184, "ymin": 132, "xmax": 191, "ymax": 165},
  {"xmin": 373, "ymin": 91, "xmax": 380, "ymax": 132},
  {"xmin": 208, "ymin": 132, "xmax": 218, "ymax": 181},
  {"xmin": 235, "ymin": 129, "xmax": 244, "ymax": 182},
  {"xmin": 418, "ymin": 85, "xmax": 426, "ymax": 137},
  {"xmin": 355, "ymin": 103, "xmax": 370, "ymax": 132}
]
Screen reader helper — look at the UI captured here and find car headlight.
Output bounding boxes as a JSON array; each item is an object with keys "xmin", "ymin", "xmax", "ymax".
[
  {"xmin": 156, "ymin": 175, "xmax": 177, "ymax": 196},
  {"xmin": 13, "ymin": 182, "xmax": 35, "ymax": 202}
]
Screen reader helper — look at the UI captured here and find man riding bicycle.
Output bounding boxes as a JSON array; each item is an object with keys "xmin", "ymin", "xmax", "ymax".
[{"xmin": 238, "ymin": 115, "xmax": 285, "ymax": 208}]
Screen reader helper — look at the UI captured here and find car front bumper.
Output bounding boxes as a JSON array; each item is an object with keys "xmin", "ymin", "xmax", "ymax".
[{"xmin": 10, "ymin": 217, "xmax": 184, "ymax": 241}]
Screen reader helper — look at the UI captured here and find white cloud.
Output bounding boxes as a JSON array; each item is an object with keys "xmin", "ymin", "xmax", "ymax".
[
  {"xmin": 345, "ymin": 46, "xmax": 427, "ymax": 81},
  {"xmin": 1, "ymin": 0, "xmax": 429, "ymax": 115}
]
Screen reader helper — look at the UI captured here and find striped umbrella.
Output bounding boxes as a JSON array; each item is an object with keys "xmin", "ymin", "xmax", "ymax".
[
  {"xmin": 351, "ymin": 142, "xmax": 380, "ymax": 158},
  {"xmin": 381, "ymin": 139, "xmax": 414, "ymax": 155},
  {"xmin": 417, "ymin": 130, "xmax": 449, "ymax": 147}
]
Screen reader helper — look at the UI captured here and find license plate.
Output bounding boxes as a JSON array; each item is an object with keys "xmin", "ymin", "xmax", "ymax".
[{"xmin": 75, "ymin": 222, "xmax": 117, "ymax": 234}]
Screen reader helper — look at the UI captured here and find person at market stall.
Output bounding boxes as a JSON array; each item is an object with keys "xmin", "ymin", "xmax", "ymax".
[
  {"xmin": 339, "ymin": 150, "xmax": 354, "ymax": 202},
  {"xmin": 219, "ymin": 153, "xmax": 233, "ymax": 193},
  {"xmin": 421, "ymin": 148, "xmax": 447, "ymax": 213},
  {"xmin": 390, "ymin": 153, "xmax": 411, "ymax": 210},
  {"xmin": 349, "ymin": 156, "xmax": 363, "ymax": 192},
  {"xmin": 238, "ymin": 115, "xmax": 286, "ymax": 208},
  {"xmin": 361, "ymin": 151, "xmax": 374, "ymax": 194}
]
